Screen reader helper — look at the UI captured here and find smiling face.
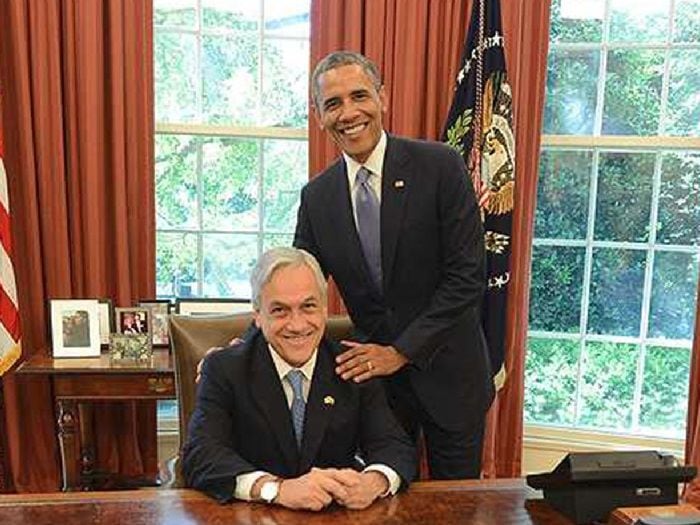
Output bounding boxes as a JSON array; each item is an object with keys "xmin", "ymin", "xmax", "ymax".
[
  {"xmin": 314, "ymin": 64, "xmax": 387, "ymax": 164},
  {"xmin": 253, "ymin": 263, "xmax": 327, "ymax": 367}
]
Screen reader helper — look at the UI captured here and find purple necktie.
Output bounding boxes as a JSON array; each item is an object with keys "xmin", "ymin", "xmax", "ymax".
[
  {"xmin": 287, "ymin": 369, "xmax": 305, "ymax": 448},
  {"xmin": 355, "ymin": 167, "xmax": 382, "ymax": 291}
]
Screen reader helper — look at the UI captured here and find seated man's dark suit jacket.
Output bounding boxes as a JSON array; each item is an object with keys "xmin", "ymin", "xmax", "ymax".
[
  {"xmin": 294, "ymin": 135, "xmax": 494, "ymax": 436},
  {"xmin": 182, "ymin": 328, "xmax": 416, "ymax": 503}
]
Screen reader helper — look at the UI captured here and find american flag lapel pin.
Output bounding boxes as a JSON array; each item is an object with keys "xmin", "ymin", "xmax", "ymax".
[
  {"xmin": 323, "ymin": 395, "xmax": 335, "ymax": 406},
  {"xmin": 394, "ymin": 180, "xmax": 405, "ymax": 189}
]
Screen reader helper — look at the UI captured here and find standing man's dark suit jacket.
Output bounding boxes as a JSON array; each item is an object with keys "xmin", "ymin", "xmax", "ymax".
[
  {"xmin": 294, "ymin": 135, "xmax": 494, "ymax": 435},
  {"xmin": 183, "ymin": 329, "xmax": 415, "ymax": 503}
]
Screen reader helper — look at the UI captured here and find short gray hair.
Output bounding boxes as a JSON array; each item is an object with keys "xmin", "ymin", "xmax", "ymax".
[
  {"xmin": 311, "ymin": 50, "xmax": 382, "ymax": 110},
  {"xmin": 250, "ymin": 247, "xmax": 327, "ymax": 310}
]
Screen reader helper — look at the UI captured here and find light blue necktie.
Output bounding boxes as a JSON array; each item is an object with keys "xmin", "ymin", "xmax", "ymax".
[
  {"xmin": 286, "ymin": 369, "xmax": 305, "ymax": 448},
  {"xmin": 355, "ymin": 167, "xmax": 382, "ymax": 291}
]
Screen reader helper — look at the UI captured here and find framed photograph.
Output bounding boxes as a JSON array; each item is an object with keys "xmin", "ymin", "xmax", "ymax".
[
  {"xmin": 175, "ymin": 298, "xmax": 251, "ymax": 316},
  {"xmin": 97, "ymin": 299, "xmax": 114, "ymax": 346},
  {"xmin": 114, "ymin": 307, "xmax": 152, "ymax": 336},
  {"xmin": 50, "ymin": 299, "xmax": 101, "ymax": 358},
  {"xmin": 138, "ymin": 299, "xmax": 171, "ymax": 347}
]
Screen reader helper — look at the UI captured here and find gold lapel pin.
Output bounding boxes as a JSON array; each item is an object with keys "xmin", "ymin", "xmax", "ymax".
[
  {"xmin": 323, "ymin": 395, "xmax": 335, "ymax": 406},
  {"xmin": 394, "ymin": 180, "xmax": 405, "ymax": 188}
]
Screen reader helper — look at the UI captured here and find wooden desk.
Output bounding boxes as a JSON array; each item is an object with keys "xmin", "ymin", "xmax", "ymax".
[
  {"xmin": 16, "ymin": 350, "xmax": 175, "ymax": 491},
  {"xmin": 0, "ymin": 479, "xmax": 572, "ymax": 524}
]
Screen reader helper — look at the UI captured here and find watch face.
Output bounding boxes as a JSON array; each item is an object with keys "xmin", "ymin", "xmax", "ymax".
[{"xmin": 260, "ymin": 480, "xmax": 279, "ymax": 503}]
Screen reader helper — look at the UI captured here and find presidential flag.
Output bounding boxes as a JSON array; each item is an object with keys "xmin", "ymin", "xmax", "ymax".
[
  {"xmin": 0, "ymin": 106, "xmax": 21, "ymax": 376},
  {"xmin": 442, "ymin": 0, "xmax": 515, "ymax": 390}
]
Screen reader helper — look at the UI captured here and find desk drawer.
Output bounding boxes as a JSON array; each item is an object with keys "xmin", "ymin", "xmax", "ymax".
[{"xmin": 54, "ymin": 373, "xmax": 176, "ymax": 399}]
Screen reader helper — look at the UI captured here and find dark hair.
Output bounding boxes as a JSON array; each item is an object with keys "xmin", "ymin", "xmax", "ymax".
[{"xmin": 311, "ymin": 51, "xmax": 382, "ymax": 109}]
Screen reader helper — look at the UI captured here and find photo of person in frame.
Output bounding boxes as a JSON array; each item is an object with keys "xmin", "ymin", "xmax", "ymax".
[
  {"xmin": 120, "ymin": 310, "xmax": 148, "ymax": 335},
  {"xmin": 62, "ymin": 310, "xmax": 91, "ymax": 348}
]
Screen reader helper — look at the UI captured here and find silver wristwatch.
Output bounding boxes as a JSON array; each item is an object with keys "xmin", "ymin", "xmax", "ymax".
[{"xmin": 260, "ymin": 479, "xmax": 281, "ymax": 504}]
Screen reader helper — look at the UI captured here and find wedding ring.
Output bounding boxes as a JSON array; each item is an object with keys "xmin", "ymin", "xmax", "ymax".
[{"xmin": 367, "ymin": 360, "xmax": 373, "ymax": 372}]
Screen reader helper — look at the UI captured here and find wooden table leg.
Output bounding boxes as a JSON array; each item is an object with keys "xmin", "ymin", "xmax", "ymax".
[
  {"xmin": 57, "ymin": 400, "xmax": 81, "ymax": 491},
  {"xmin": 78, "ymin": 404, "xmax": 95, "ymax": 489}
]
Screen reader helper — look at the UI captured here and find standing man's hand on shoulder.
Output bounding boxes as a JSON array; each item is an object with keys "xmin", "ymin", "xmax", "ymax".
[{"xmin": 335, "ymin": 342, "xmax": 408, "ymax": 383}]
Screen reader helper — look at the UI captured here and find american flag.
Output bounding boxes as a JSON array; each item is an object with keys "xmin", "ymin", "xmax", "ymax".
[{"xmin": 0, "ymin": 113, "xmax": 21, "ymax": 376}]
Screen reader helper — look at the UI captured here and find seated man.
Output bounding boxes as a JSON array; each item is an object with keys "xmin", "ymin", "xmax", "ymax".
[{"xmin": 183, "ymin": 247, "xmax": 415, "ymax": 510}]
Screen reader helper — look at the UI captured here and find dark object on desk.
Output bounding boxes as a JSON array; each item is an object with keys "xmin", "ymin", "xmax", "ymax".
[{"xmin": 526, "ymin": 451, "xmax": 697, "ymax": 524}]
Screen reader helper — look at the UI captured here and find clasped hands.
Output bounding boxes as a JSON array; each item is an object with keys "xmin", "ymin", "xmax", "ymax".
[{"xmin": 254, "ymin": 468, "xmax": 389, "ymax": 511}]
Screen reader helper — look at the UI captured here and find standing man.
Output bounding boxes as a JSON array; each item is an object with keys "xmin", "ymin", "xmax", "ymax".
[
  {"xmin": 184, "ymin": 247, "xmax": 415, "ymax": 508},
  {"xmin": 294, "ymin": 51, "xmax": 494, "ymax": 479}
]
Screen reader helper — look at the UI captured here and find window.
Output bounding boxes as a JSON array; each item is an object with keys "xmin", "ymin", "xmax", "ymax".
[
  {"xmin": 154, "ymin": 0, "xmax": 311, "ymax": 300},
  {"xmin": 153, "ymin": 0, "xmax": 311, "ymax": 427},
  {"xmin": 525, "ymin": 0, "xmax": 700, "ymax": 439}
]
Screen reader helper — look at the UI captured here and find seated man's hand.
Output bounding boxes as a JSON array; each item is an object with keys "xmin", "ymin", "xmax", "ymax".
[
  {"xmin": 335, "ymin": 471, "xmax": 389, "ymax": 510},
  {"xmin": 195, "ymin": 338, "xmax": 242, "ymax": 383},
  {"xmin": 335, "ymin": 342, "xmax": 408, "ymax": 383},
  {"xmin": 276, "ymin": 467, "xmax": 361, "ymax": 511}
]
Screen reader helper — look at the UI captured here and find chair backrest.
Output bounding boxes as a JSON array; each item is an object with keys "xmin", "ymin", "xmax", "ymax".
[{"xmin": 168, "ymin": 311, "xmax": 353, "ymax": 487}]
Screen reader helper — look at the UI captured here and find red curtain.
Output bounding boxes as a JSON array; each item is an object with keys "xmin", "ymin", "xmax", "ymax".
[
  {"xmin": 0, "ymin": 0, "xmax": 155, "ymax": 491},
  {"xmin": 684, "ymin": 279, "xmax": 700, "ymax": 503},
  {"xmin": 309, "ymin": 0, "xmax": 552, "ymax": 477}
]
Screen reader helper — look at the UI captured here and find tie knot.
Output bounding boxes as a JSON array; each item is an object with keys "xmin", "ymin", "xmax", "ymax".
[
  {"xmin": 357, "ymin": 167, "xmax": 372, "ymax": 185},
  {"xmin": 287, "ymin": 369, "xmax": 304, "ymax": 396}
]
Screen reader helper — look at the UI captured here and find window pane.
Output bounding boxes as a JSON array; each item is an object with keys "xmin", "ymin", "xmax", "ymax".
[
  {"xmin": 154, "ymin": 0, "xmax": 196, "ymax": 27},
  {"xmin": 201, "ymin": 138, "xmax": 260, "ymax": 231},
  {"xmin": 588, "ymin": 248, "xmax": 646, "ymax": 336},
  {"xmin": 155, "ymin": 32, "xmax": 198, "ymax": 122},
  {"xmin": 529, "ymin": 246, "xmax": 585, "ymax": 333},
  {"xmin": 156, "ymin": 232, "xmax": 199, "ymax": 298},
  {"xmin": 202, "ymin": 233, "xmax": 258, "ymax": 297},
  {"xmin": 609, "ymin": 0, "xmax": 670, "ymax": 43},
  {"xmin": 578, "ymin": 341, "xmax": 639, "ymax": 430},
  {"xmin": 156, "ymin": 135, "xmax": 198, "ymax": 230},
  {"xmin": 657, "ymin": 153, "xmax": 700, "ymax": 246},
  {"xmin": 524, "ymin": 337, "xmax": 580, "ymax": 425},
  {"xmin": 203, "ymin": 0, "xmax": 260, "ymax": 30},
  {"xmin": 665, "ymin": 50, "xmax": 700, "ymax": 137},
  {"xmin": 549, "ymin": 0, "xmax": 603, "ymax": 44},
  {"xmin": 262, "ymin": 39, "xmax": 309, "ymax": 127},
  {"xmin": 594, "ymin": 152, "xmax": 654, "ymax": 242},
  {"xmin": 202, "ymin": 34, "xmax": 259, "ymax": 125},
  {"xmin": 263, "ymin": 233, "xmax": 294, "ymax": 251},
  {"xmin": 263, "ymin": 139, "xmax": 307, "ymax": 232},
  {"xmin": 543, "ymin": 50, "xmax": 600, "ymax": 135},
  {"xmin": 639, "ymin": 346, "xmax": 690, "ymax": 437},
  {"xmin": 264, "ymin": 0, "xmax": 310, "ymax": 38},
  {"xmin": 649, "ymin": 251, "xmax": 700, "ymax": 340},
  {"xmin": 602, "ymin": 49, "xmax": 664, "ymax": 136},
  {"xmin": 535, "ymin": 149, "xmax": 592, "ymax": 239},
  {"xmin": 673, "ymin": 0, "xmax": 700, "ymax": 42}
]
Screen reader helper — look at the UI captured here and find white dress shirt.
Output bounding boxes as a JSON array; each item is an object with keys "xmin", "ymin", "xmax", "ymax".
[
  {"xmin": 344, "ymin": 130, "xmax": 387, "ymax": 227},
  {"xmin": 234, "ymin": 343, "xmax": 400, "ymax": 501}
]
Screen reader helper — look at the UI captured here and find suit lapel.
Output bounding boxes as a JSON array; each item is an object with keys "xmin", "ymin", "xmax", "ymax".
[
  {"xmin": 298, "ymin": 341, "xmax": 341, "ymax": 472},
  {"xmin": 249, "ymin": 336, "xmax": 299, "ymax": 471},
  {"xmin": 381, "ymin": 136, "xmax": 411, "ymax": 291}
]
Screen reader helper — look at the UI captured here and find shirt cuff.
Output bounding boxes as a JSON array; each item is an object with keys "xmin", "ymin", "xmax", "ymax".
[
  {"xmin": 363, "ymin": 464, "xmax": 401, "ymax": 496},
  {"xmin": 234, "ymin": 470, "xmax": 269, "ymax": 501}
]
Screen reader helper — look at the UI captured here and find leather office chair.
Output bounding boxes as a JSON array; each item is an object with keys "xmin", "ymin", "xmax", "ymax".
[{"xmin": 167, "ymin": 312, "xmax": 354, "ymax": 487}]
